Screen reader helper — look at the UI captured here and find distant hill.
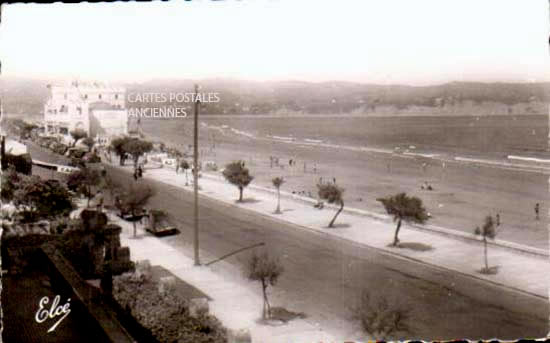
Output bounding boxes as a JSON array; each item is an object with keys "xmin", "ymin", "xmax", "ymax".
[{"xmin": 1, "ymin": 76, "xmax": 549, "ymax": 118}]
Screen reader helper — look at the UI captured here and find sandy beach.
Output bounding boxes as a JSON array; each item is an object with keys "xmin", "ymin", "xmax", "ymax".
[{"xmin": 138, "ymin": 116, "xmax": 549, "ymax": 250}]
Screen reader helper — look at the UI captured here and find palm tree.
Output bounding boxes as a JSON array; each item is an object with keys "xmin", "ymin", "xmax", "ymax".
[
  {"xmin": 474, "ymin": 215, "xmax": 497, "ymax": 272},
  {"xmin": 317, "ymin": 182, "xmax": 345, "ymax": 228},
  {"xmin": 377, "ymin": 193, "xmax": 429, "ymax": 246},
  {"xmin": 272, "ymin": 177, "xmax": 285, "ymax": 214}
]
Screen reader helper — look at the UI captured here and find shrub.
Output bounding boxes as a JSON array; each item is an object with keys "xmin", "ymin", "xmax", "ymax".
[{"xmin": 113, "ymin": 272, "xmax": 227, "ymax": 343}]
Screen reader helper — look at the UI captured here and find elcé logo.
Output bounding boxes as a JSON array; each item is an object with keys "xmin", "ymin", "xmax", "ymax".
[{"xmin": 35, "ymin": 295, "xmax": 71, "ymax": 333}]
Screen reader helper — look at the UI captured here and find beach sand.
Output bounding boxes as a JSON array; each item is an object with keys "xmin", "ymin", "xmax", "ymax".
[{"xmin": 139, "ymin": 121, "xmax": 548, "ymax": 250}]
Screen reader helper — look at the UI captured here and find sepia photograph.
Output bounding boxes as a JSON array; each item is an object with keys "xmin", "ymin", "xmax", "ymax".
[{"xmin": 0, "ymin": 1, "xmax": 549, "ymax": 342}]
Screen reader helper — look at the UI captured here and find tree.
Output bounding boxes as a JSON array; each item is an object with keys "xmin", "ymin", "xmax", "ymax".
[
  {"xmin": 222, "ymin": 161, "xmax": 254, "ymax": 202},
  {"xmin": 247, "ymin": 252, "xmax": 284, "ymax": 320},
  {"xmin": 317, "ymin": 183, "xmax": 345, "ymax": 228},
  {"xmin": 13, "ymin": 176, "xmax": 74, "ymax": 222},
  {"xmin": 110, "ymin": 136, "xmax": 131, "ymax": 166},
  {"xmin": 1, "ymin": 166, "xmax": 20, "ymax": 202},
  {"xmin": 102, "ymin": 175, "xmax": 123, "ymax": 207},
  {"xmin": 180, "ymin": 160, "xmax": 190, "ymax": 186},
  {"xmin": 122, "ymin": 138, "xmax": 153, "ymax": 168},
  {"xmin": 377, "ymin": 193, "xmax": 429, "ymax": 246},
  {"xmin": 2, "ymin": 153, "xmax": 32, "ymax": 175},
  {"xmin": 350, "ymin": 290, "xmax": 411, "ymax": 340},
  {"xmin": 272, "ymin": 177, "xmax": 285, "ymax": 214},
  {"xmin": 70, "ymin": 129, "xmax": 88, "ymax": 147},
  {"xmin": 67, "ymin": 167, "xmax": 101, "ymax": 207},
  {"xmin": 81, "ymin": 137, "xmax": 95, "ymax": 152},
  {"xmin": 474, "ymin": 215, "xmax": 497, "ymax": 273},
  {"xmin": 117, "ymin": 183, "xmax": 155, "ymax": 237}
]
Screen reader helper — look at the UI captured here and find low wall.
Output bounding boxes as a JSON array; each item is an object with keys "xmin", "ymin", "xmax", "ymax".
[{"xmin": 40, "ymin": 243, "xmax": 136, "ymax": 343}]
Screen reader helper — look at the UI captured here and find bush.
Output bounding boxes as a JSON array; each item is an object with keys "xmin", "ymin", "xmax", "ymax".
[
  {"xmin": 113, "ymin": 272, "xmax": 227, "ymax": 343},
  {"xmin": 2, "ymin": 153, "xmax": 32, "ymax": 175}
]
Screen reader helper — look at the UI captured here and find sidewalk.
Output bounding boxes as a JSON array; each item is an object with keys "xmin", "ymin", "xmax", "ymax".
[
  {"xmin": 125, "ymin": 163, "xmax": 548, "ymax": 299},
  {"xmin": 108, "ymin": 213, "xmax": 338, "ymax": 343}
]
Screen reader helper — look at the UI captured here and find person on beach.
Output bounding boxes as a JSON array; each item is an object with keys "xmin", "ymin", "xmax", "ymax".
[{"xmin": 535, "ymin": 203, "xmax": 540, "ymax": 220}]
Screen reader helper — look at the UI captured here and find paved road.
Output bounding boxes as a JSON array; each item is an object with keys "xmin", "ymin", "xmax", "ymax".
[{"xmin": 105, "ymin": 165, "xmax": 547, "ymax": 340}]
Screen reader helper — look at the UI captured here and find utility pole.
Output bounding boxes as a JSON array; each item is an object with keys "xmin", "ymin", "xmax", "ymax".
[{"xmin": 193, "ymin": 84, "xmax": 201, "ymax": 266}]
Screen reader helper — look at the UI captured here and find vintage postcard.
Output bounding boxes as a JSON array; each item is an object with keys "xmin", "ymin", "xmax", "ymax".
[{"xmin": 0, "ymin": 1, "xmax": 549, "ymax": 342}]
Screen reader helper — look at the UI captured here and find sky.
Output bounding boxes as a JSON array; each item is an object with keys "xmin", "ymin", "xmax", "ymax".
[{"xmin": 0, "ymin": 0, "xmax": 549, "ymax": 85}]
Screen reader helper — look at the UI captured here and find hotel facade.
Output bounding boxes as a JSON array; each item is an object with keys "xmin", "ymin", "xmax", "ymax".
[{"xmin": 43, "ymin": 81, "xmax": 128, "ymax": 145}]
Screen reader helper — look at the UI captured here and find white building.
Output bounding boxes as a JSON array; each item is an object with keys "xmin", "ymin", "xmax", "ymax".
[{"xmin": 43, "ymin": 81, "xmax": 128, "ymax": 145}]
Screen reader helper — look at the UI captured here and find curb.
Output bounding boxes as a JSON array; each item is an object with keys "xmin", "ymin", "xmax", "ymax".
[{"xmin": 200, "ymin": 172, "xmax": 548, "ymax": 258}]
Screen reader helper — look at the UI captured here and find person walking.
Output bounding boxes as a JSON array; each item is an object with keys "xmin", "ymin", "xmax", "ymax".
[
  {"xmin": 496, "ymin": 213, "xmax": 500, "ymax": 227},
  {"xmin": 535, "ymin": 203, "xmax": 540, "ymax": 220}
]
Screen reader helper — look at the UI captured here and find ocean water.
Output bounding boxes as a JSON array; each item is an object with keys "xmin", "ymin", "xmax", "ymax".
[{"xmin": 141, "ymin": 114, "xmax": 549, "ymax": 157}]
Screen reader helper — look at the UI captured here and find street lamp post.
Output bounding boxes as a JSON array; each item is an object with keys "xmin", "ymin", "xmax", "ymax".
[{"xmin": 193, "ymin": 84, "xmax": 201, "ymax": 266}]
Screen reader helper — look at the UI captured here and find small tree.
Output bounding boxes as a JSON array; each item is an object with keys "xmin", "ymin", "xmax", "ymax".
[
  {"xmin": 377, "ymin": 193, "xmax": 429, "ymax": 246},
  {"xmin": 82, "ymin": 137, "xmax": 95, "ymax": 152},
  {"xmin": 70, "ymin": 129, "xmax": 88, "ymax": 147},
  {"xmin": 222, "ymin": 161, "xmax": 254, "ymax": 202},
  {"xmin": 272, "ymin": 177, "xmax": 285, "ymax": 214},
  {"xmin": 350, "ymin": 290, "xmax": 411, "ymax": 340},
  {"xmin": 123, "ymin": 138, "xmax": 153, "ymax": 168},
  {"xmin": 247, "ymin": 252, "xmax": 284, "ymax": 320},
  {"xmin": 180, "ymin": 160, "xmax": 190, "ymax": 186},
  {"xmin": 110, "ymin": 136, "xmax": 131, "ymax": 166},
  {"xmin": 102, "ymin": 175, "xmax": 123, "ymax": 207},
  {"xmin": 474, "ymin": 215, "xmax": 497, "ymax": 273},
  {"xmin": 317, "ymin": 183, "xmax": 345, "ymax": 228},
  {"xmin": 67, "ymin": 167, "xmax": 102, "ymax": 207},
  {"xmin": 117, "ymin": 183, "xmax": 155, "ymax": 237}
]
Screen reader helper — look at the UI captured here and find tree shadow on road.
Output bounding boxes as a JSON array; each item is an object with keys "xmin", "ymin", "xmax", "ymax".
[
  {"xmin": 324, "ymin": 223, "xmax": 351, "ymax": 229},
  {"xmin": 389, "ymin": 242, "xmax": 434, "ymax": 252},
  {"xmin": 478, "ymin": 266, "xmax": 500, "ymax": 275},
  {"xmin": 235, "ymin": 198, "xmax": 261, "ymax": 204}
]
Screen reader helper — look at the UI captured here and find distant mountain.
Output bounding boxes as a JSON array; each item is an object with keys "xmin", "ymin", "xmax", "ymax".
[{"xmin": 1, "ymin": 77, "xmax": 549, "ymax": 118}]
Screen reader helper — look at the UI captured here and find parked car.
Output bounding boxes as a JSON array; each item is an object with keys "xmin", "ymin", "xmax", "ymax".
[
  {"xmin": 38, "ymin": 137, "xmax": 55, "ymax": 148},
  {"xmin": 66, "ymin": 148, "xmax": 86, "ymax": 159},
  {"xmin": 48, "ymin": 141, "xmax": 59, "ymax": 151},
  {"xmin": 82, "ymin": 152, "xmax": 101, "ymax": 163},
  {"xmin": 55, "ymin": 143, "xmax": 69, "ymax": 155}
]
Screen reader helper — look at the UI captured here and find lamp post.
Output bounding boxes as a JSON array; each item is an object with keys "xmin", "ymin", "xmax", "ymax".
[{"xmin": 193, "ymin": 84, "xmax": 201, "ymax": 266}]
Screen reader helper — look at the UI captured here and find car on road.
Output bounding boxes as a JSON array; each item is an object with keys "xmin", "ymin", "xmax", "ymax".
[
  {"xmin": 82, "ymin": 152, "xmax": 101, "ymax": 163},
  {"xmin": 66, "ymin": 148, "xmax": 86, "ymax": 159}
]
